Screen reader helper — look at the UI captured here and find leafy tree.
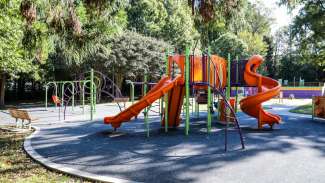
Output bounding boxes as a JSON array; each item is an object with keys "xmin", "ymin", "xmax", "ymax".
[
  {"xmin": 211, "ymin": 32, "xmax": 248, "ymax": 59},
  {"xmin": 36, "ymin": 0, "xmax": 128, "ymax": 82},
  {"xmin": 242, "ymin": 2, "xmax": 272, "ymax": 36},
  {"xmin": 161, "ymin": 0, "xmax": 199, "ymax": 51},
  {"xmin": 127, "ymin": 0, "xmax": 167, "ymax": 37},
  {"xmin": 128, "ymin": 0, "xmax": 197, "ymax": 51},
  {"xmin": 263, "ymin": 36, "xmax": 276, "ymax": 78},
  {"xmin": 193, "ymin": 0, "xmax": 245, "ymax": 48},
  {"xmin": 193, "ymin": 0, "xmax": 272, "ymax": 53},
  {"xmin": 275, "ymin": 0, "xmax": 324, "ymax": 82},
  {"xmin": 194, "ymin": 14, "xmax": 227, "ymax": 48},
  {"xmin": 0, "ymin": 0, "xmax": 39, "ymax": 106},
  {"xmin": 238, "ymin": 30, "xmax": 267, "ymax": 56},
  {"xmin": 291, "ymin": 0, "xmax": 325, "ymax": 73}
]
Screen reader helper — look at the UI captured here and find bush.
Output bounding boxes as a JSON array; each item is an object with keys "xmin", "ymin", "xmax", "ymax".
[{"xmin": 85, "ymin": 31, "xmax": 171, "ymax": 87}]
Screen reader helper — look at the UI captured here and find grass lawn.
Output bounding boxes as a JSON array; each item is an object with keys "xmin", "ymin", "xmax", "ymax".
[
  {"xmin": 289, "ymin": 104, "xmax": 312, "ymax": 115},
  {"xmin": 0, "ymin": 129, "xmax": 93, "ymax": 183}
]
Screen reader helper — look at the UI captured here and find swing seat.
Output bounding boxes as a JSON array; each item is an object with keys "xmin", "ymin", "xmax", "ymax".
[{"xmin": 52, "ymin": 95, "xmax": 61, "ymax": 106}]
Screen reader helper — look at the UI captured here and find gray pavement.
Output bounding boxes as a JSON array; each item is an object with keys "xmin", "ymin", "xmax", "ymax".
[{"xmin": 2, "ymin": 102, "xmax": 325, "ymax": 183}]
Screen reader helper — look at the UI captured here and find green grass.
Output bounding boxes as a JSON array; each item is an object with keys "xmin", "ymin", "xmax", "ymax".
[
  {"xmin": 289, "ymin": 104, "xmax": 313, "ymax": 115},
  {"xmin": 0, "ymin": 129, "xmax": 94, "ymax": 183}
]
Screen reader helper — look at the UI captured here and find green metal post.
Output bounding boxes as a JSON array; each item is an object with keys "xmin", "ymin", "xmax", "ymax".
[
  {"xmin": 227, "ymin": 53, "xmax": 231, "ymax": 100},
  {"xmin": 217, "ymin": 64, "xmax": 222, "ymax": 120},
  {"xmin": 90, "ymin": 69, "xmax": 94, "ymax": 120},
  {"xmin": 72, "ymin": 84, "xmax": 75, "ymax": 110},
  {"xmin": 93, "ymin": 84, "xmax": 96, "ymax": 112},
  {"xmin": 207, "ymin": 48, "xmax": 212, "ymax": 133},
  {"xmin": 45, "ymin": 86, "xmax": 48, "ymax": 110},
  {"xmin": 185, "ymin": 47, "xmax": 190, "ymax": 135},
  {"xmin": 226, "ymin": 54, "xmax": 231, "ymax": 122},
  {"xmin": 61, "ymin": 82, "xmax": 65, "ymax": 107},
  {"xmin": 130, "ymin": 82, "xmax": 134, "ymax": 104},
  {"xmin": 82, "ymin": 81, "xmax": 85, "ymax": 113},
  {"xmin": 164, "ymin": 50, "xmax": 169, "ymax": 132},
  {"xmin": 54, "ymin": 83, "xmax": 58, "ymax": 108},
  {"xmin": 235, "ymin": 56, "xmax": 239, "ymax": 113},
  {"xmin": 144, "ymin": 73, "xmax": 149, "ymax": 137}
]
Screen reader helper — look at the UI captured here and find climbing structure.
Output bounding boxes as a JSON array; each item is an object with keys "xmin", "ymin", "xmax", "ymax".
[
  {"xmin": 104, "ymin": 49, "xmax": 246, "ymax": 150},
  {"xmin": 45, "ymin": 69, "xmax": 126, "ymax": 121}
]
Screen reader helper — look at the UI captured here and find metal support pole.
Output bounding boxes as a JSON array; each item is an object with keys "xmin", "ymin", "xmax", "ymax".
[
  {"xmin": 90, "ymin": 69, "xmax": 94, "ymax": 120},
  {"xmin": 45, "ymin": 85, "xmax": 48, "ymax": 110},
  {"xmin": 185, "ymin": 47, "xmax": 190, "ymax": 135},
  {"xmin": 164, "ymin": 50, "xmax": 169, "ymax": 132},
  {"xmin": 235, "ymin": 56, "xmax": 239, "ymax": 113},
  {"xmin": 207, "ymin": 48, "xmax": 212, "ymax": 133},
  {"xmin": 55, "ymin": 84, "xmax": 58, "ymax": 108},
  {"xmin": 61, "ymin": 82, "xmax": 65, "ymax": 107},
  {"xmin": 217, "ymin": 63, "xmax": 223, "ymax": 120},
  {"xmin": 225, "ymin": 53, "xmax": 231, "ymax": 139},
  {"xmin": 160, "ymin": 97, "xmax": 163, "ymax": 120},
  {"xmin": 82, "ymin": 81, "xmax": 85, "ymax": 113},
  {"xmin": 226, "ymin": 54, "xmax": 231, "ymax": 122},
  {"xmin": 72, "ymin": 84, "xmax": 75, "ymax": 110},
  {"xmin": 93, "ymin": 84, "xmax": 96, "ymax": 112},
  {"xmin": 131, "ymin": 82, "xmax": 134, "ymax": 104},
  {"xmin": 227, "ymin": 53, "xmax": 231, "ymax": 100},
  {"xmin": 143, "ymin": 73, "xmax": 149, "ymax": 137}
]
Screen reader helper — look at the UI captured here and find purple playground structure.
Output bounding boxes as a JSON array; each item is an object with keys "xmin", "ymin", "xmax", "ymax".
[
  {"xmin": 281, "ymin": 87, "xmax": 322, "ymax": 99},
  {"xmin": 230, "ymin": 86, "xmax": 322, "ymax": 99}
]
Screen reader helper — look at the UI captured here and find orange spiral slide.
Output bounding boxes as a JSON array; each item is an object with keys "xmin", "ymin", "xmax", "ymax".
[{"xmin": 240, "ymin": 55, "xmax": 281, "ymax": 128}]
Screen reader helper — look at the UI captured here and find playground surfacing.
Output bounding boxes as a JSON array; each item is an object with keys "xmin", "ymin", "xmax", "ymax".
[{"xmin": 2, "ymin": 101, "xmax": 325, "ymax": 183}]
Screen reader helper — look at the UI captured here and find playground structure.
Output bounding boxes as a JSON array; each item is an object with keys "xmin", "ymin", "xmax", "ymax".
[
  {"xmin": 104, "ymin": 48, "xmax": 282, "ymax": 150},
  {"xmin": 44, "ymin": 69, "xmax": 126, "ymax": 120},
  {"xmin": 126, "ymin": 79, "xmax": 157, "ymax": 104},
  {"xmin": 278, "ymin": 78, "xmax": 324, "ymax": 99},
  {"xmin": 280, "ymin": 86, "xmax": 323, "ymax": 99},
  {"xmin": 126, "ymin": 79, "xmax": 163, "ymax": 116}
]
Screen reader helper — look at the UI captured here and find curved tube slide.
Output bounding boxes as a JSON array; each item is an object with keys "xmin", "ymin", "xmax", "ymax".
[{"xmin": 240, "ymin": 55, "xmax": 281, "ymax": 128}]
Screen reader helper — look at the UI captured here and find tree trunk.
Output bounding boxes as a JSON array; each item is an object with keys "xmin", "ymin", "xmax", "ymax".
[
  {"xmin": 0, "ymin": 74, "xmax": 6, "ymax": 107},
  {"xmin": 115, "ymin": 73, "xmax": 124, "ymax": 96}
]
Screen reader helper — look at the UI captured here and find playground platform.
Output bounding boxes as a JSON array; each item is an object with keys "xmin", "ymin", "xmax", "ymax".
[{"xmin": 1, "ymin": 100, "xmax": 325, "ymax": 183}]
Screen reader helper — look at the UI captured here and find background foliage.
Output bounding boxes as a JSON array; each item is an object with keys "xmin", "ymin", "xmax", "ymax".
[{"xmin": 0, "ymin": 0, "xmax": 324, "ymax": 106}]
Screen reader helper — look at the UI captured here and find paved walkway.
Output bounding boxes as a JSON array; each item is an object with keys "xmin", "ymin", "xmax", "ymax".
[{"xmin": 2, "ymin": 100, "xmax": 325, "ymax": 183}]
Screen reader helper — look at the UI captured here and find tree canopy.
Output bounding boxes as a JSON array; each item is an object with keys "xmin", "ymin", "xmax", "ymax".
[{"xmin": 0, "ymin": 0, "xmax": 324, "ymax": 106}]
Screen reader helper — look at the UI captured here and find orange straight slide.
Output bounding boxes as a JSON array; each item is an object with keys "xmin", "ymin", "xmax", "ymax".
[
  {"xmin": 104, "ymin": 75, "xmax": 184, "ymax": 129},
  {"xmin": 240, "ymin": 55, "xmax": 281, "ymax": 128},
  {"xmin": 161, "ymin": 81, "xmax": 185, "ymax": 127}
]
